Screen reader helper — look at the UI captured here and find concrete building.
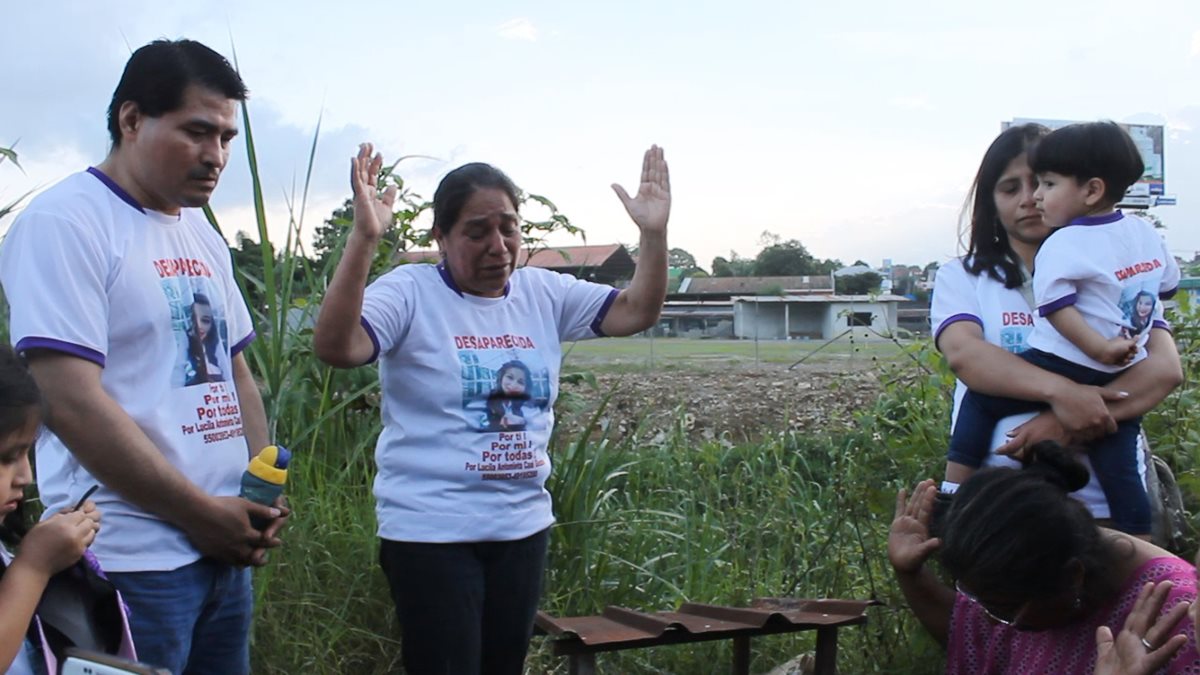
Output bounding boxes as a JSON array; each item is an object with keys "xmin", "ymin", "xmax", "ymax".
[
  {"xmin": 731, "ymin": 294, "xmax": 908, "ymax": 341},
  {"xmin": 659, "ymin": 276, "xmax": 834, "ymax": 338}
]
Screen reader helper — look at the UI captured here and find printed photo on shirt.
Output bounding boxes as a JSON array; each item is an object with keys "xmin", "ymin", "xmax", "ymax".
[
  {"xmin": 458, "ymin": 349, "xmax": 550, "ymax": 432},
  {"xmin": 162, "ymin": 277, "xmax": 232, "ymax": 387},
  {"xmin": 1119, "ymin": 285, "xmax": 1158, "ymax": 338},
  {"xmin": 1000, "ymin": 326, "xmax": 1031, "ymax": 354}
]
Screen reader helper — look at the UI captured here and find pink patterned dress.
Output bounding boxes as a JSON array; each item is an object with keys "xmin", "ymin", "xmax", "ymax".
[{"xmin": 947, "ymin": 557, "xmax": 1200, "ymax": 674}]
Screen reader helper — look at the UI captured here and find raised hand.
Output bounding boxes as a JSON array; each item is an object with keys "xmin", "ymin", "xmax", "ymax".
[
  {"xmin": 350, "ymin": 142, "xmax": 398, "ymax": 242},
  {"xmin": 1094, "ymin": 581, "xmax": 1190, "ymax": 675},
  {"xmin": 888, "ymin": 480, "xmax": 942, "ymax": 575},
  {"xmin": 612, "ymin": 145, "xmax": 670, "ymax": 235}
]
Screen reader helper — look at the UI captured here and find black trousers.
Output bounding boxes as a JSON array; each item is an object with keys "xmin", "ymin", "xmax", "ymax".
[{"xmin": 378, "ymin": 528, "xmax": 550, "ymax": 675}]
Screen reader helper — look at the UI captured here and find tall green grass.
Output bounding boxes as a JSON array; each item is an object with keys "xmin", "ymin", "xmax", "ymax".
[{"xmin": 0, "ymin": 143, "xmax": 33, "ymax": 224}]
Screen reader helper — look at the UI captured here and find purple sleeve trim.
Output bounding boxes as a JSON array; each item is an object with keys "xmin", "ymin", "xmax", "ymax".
[
  {"xmin": 1038, "ymin": 293, "xmax": 1077, "ymax": 317},
  {"xmin": 589, "ymin": 288, "xmax": 621, "ymax": 337},
  {"xmin": 360, "ymin": 317, "xmax": 382, "ymax": 364},
  {"xmin": 230, "ymin": 331, "xmax": 256, "ymax": 356},
  {"xmin": 14, "ymin": 337, "xmax": 105, "ymax": 367},
  {"xmin": 1160, "ymin": 286, "xmax": 1178, "ymax": 300},
  {"xmin": 1152, "ymin": 319, "xmax": 1172, "ymax": 333},
  {"xmin": 932, "ymin": 313, "xmax": 982, "ymax": 349}
]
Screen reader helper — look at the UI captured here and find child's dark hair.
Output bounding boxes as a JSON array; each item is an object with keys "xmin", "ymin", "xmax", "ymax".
[
  {"xmin": 1029, "ymin": 121, "xmax": 1145, "ymax": 204},
  {"xmin": 938, "ymin": 442, "xmax": 1117, "ymax": 609},
  {"xmin": 0, "ymin": 345, "xmax": 44, "ymax": 546}
]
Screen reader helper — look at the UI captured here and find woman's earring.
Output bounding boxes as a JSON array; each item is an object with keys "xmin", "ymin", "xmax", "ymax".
[{"xmin": 993, "ymin": 220, "xmax": 1003, "ymax": 244}]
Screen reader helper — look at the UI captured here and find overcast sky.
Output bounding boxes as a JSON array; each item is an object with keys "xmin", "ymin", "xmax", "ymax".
[{"xmin": 4, "ymin": 1, "xmax": 1199, "ymax": 270}]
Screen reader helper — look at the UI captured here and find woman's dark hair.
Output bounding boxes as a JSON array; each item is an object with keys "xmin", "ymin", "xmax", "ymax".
[
  {"xmin": 0, "ymin": 345, "xmax": 44, "ymax": 546},
  {"xmin": 1029, "ymin": 121, "xmax": 1144, "ymax": 204},
  {"xmin": 493, "ymin": 360, "xmax": 532, "ymax": 398},
  {"xmin": 1133, "ymin": 290, "xmax": 1156, "ymax": 311},
  {"xmin": 190, "ymin": 294, "xmax": 217, "ymax": 344},
  {"xmin": 485, "ymin": 360, "xmax": 533, "ymax": 431},
  {"xmin": 107, "ymin": 39, "xmax": 248, "ymax": 146},
  {"xmin": 939, "ymin": 442, "xmax": 1116, "ymax": 607},
  {"xmin": 431, "ymin": 163, "xmax": 521, "ymax": 235},
  {"xmin": 187, "ymin": 293, "xmax": 219, "ymax": 383},
  {"xmin": 1128, "ymin": 290, "xmax": 1157, "ymax": 333},
  {"xmin": 961, "ymin": 123, "xmax": 1049, "ymax": 289}
]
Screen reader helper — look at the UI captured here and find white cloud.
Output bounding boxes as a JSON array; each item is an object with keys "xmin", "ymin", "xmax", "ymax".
[
  {"xmin": 1192, "ymin": 30, "xmax": 1200, "ymax": 57},
  {"xmin": 888, "ymin": 95, "xmax": 934, "ymax": 111},
  {"xmin": 496, "ymin": 18, "xmax": 539, "ymax": 42}
]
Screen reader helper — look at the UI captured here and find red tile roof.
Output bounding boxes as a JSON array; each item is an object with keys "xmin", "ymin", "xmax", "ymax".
[
  {"xmin": 523, "ymin": 244, "xmax": 627, "ymax": 268},
  {"xmin": 394, "ymin": 244, "xmax": 630, "ymax": 269},
  {"xmin": 680, "ymin": 276, "xmax": 833, "ymax": 295}
]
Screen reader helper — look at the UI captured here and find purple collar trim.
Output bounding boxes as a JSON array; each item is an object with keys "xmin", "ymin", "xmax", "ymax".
[
  {"xmin": 86, "ymin": 167, "xmax": 145, "ymax": 213},
  {"xmin": 436, "ymin": 262, "xmax": 463, "ymax": 296},
  {"xmin": 435, "ymin": 262, "xmax": 510, "ymax": 298},
  {"xmin": 1067, "ymin": 211, "xmax": 1123, "ymax": 227}
]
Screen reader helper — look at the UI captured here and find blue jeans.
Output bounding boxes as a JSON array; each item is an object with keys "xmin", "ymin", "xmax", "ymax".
[
  {"xmin": 379, "ymin": 528, "xmax": 550, "ymax": 675},
  {"xmin": 947, "ymin": 348, "xmax": 1149, "ymax": 534},
  {"xmin": 106, "ymin": 558, "xmax": 252, "ymax": 675}
]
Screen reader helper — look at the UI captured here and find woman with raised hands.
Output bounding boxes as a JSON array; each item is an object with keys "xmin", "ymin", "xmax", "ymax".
[{"xmin": 314, "ymin": 143, "xmax": 671, "ymax": 674}]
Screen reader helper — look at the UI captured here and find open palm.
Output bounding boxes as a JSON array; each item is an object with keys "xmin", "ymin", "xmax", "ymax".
[
  {"xmin": 887, "ymin": 480, "xmax": 942, "ymax": 574},
  {"xmin": 612, "ymin": 145, "xmax": 670, "ymax": 234},
  {"xmin": 1094, "ymin": 581, "xmax": 1189, "ymax": 675},
  {"xmin": 349, "ymin": 142, "xmax": 397, "ymax": 241}
]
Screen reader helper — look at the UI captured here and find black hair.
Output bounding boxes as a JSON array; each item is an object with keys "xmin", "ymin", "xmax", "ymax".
[
  {"xmin": 186, "ymin": 293, "xmax": 221, "ymax": 385},
  {"xmin": 938, "ymin": 442, "xmax": 1117, "ymax": 608},
  {"xmin": 191, "ymin": 293, "xmax": 216, "ymax": 348},
  {"xmin": 961, "ymin": 123, "xmax": 1049, "ymax": 289},
  {"xmin": 1127, "ymin": 290, "xmax": 1158, "ymax": 334},
  {"xmin": 0, "ymin": 345, "xmax": 44, "ymax": 547},
  {"xmin": 485, "ymin": 360, "xmax": 533, "ymax": 432},
  {"xmin": 1029, "ymin": 121, "xmax": 1144, "ymax": 204},
  {"xmin": 431, "ymin": 163, "xmax": 521, "ymax": 235},
  {"xmin": 106, "ymin": 39, "xmax": 248, "ymax": 146},
  {"xmin": 493, "ymin": 360, "xmax": 532, "ymax": 397}
]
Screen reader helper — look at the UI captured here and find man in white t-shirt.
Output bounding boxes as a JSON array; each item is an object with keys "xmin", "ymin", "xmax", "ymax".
[{"xmin": 0, "ymin": 39, "xmax": 286, "ymax": 674}]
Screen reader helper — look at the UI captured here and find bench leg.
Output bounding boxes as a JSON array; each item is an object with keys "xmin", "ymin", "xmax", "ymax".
[
  {"xmin": 732, "ymin": 636, "xmax": 751, "ymax": 675},
  {"xmin": 813, "ymin": 626, "xmax": 839, "ymax": 675},
  {"xmin": 569, "ymin": 653, "xmax": 597, "ymax": 675}
]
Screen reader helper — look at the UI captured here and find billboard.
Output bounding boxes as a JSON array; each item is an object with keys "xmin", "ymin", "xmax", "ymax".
[{"xmin": 1004, "ymin": 118, "xmax": 1166, "ymax": 201}]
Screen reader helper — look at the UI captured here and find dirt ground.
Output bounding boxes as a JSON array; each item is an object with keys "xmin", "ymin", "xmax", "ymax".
[{"xmin": 557, "ymin": 359, "xmax": 885, "ymax": 443}]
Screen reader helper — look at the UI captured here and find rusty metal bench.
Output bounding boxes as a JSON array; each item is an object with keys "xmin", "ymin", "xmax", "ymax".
[{"xmin": 536, "ymin": 598, "xmax": 878, "ymax": 674}]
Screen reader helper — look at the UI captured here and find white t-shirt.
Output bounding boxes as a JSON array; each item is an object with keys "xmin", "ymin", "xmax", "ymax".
[
  {"xmin": 931, "ymin": 256, "xmax": 1119, "ymax": 517},
  {"xmin": 361, "ymin": 263, "xmax": 618, "ymax": 543},
  {"xmin": 1030, "ymin": 212, "xmax": 1180, "ymax": 372},
  {"xmin": 0, "ymin": 169, "xmax": 256, "ymax": 572}
]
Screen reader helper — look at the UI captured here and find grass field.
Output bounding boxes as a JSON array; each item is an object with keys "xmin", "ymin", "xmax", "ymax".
[{"xmin": 561, "ymin": 336, "xmax": 911, "ymax": 372}]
